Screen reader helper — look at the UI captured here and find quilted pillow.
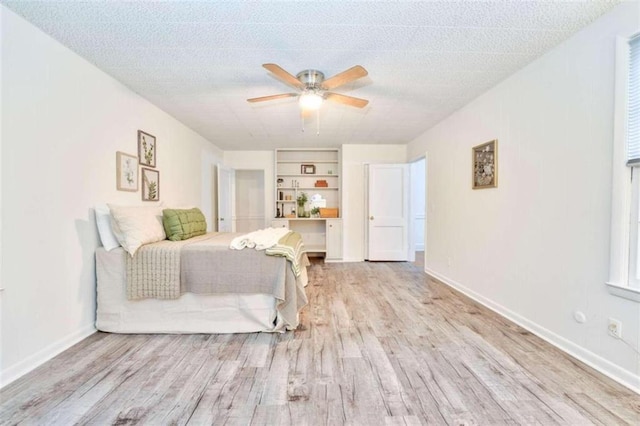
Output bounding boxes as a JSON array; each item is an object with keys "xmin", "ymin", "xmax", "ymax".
[
  {"xmin": 108, "ymin": 204, "xmax": 166, "ymax": 256},
  {"xmin": 163, "ymin": 208, "xmax": 207, "ymax": 241}
]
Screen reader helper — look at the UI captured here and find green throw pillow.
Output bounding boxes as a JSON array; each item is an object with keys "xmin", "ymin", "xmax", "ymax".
[{"xmin": 162, "ymin": 208, "xmax": 207, "ymax": 241}]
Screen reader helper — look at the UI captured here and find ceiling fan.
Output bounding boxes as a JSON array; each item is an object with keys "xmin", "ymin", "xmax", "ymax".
[{"xmin": 247, "ymin": 63, "xmax": 369, "ymax": 110}]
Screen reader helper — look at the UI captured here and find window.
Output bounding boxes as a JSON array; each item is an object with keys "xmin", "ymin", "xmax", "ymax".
[{"xmin": 607, "ymin": 35, "xmax": 640, "ymax": 302}]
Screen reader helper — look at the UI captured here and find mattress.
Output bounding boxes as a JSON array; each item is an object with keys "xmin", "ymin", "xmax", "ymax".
[{"xmin": 96, "ymin": 246, "xmax": 307, "ymax": 334}]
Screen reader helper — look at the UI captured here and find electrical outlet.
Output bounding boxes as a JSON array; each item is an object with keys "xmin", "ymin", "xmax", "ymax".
[{"xmin": 608, "ymin": 318, "xmax": 622, "ymax": 339}]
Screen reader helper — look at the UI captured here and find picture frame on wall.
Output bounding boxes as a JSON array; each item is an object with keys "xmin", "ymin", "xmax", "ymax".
[
  {"xmin": 137, "ymin": 130, "xmax": 157, "ymax": 168},
  {"xmin": 141, "ymin": 167, "xmax": 160, "ymax": 201},
  {"xmin": 301, "ymin": 164, "xmax": 316, "ymax": 174},
  {"xmin": 116, "ymin": 151, "xmax": 138, "ymax": 192},
  {"xmin": 472, "ymin": 139, "xmax": 498, "ymax": 189}
]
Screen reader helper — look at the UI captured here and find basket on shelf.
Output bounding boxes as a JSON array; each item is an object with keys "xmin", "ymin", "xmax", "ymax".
[
  {"xmin": 314, "ymin": 180, "xmax": 328, "ymax": 187},
  {"xmin": 319, "ymin": 208, "xmax": 339, "ymax": 218}
]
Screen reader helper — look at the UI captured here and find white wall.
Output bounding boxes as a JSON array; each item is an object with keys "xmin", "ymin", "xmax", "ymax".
[
  {"xmin": 408, "ymin": 2, "xmax": 640, "ymax": 392},
  {"xmin": 341, "ymin": 144, "xmax": 407, "ymax": 261},
  {"xmin": 0, "ymin": 7, "xmax": 223, "ymax": 387}
]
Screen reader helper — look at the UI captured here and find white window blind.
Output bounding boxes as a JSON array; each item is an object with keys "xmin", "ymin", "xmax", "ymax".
[{"xmin": 627, "ymin": 35, "xmax": 640, "ymax": 165}]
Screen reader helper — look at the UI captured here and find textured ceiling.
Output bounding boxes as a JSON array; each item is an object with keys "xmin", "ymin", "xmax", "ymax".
[{"xmin": 2, "ymin": 1, "xmax": 619, "ymax": 150}]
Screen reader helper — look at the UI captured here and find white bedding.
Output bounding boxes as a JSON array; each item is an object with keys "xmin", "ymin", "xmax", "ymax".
[{"xmin": 96, "ymin": 247, "xmax": 307, "ymax": 333}]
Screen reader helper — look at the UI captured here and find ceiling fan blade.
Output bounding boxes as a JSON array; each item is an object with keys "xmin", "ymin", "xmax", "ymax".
[
  {"xmin": 325, "ymin": 92, "xmax": 369, "ymax": 108},
  {"xmin": 247, "ymin": 93, "xmax": 298, "ymax": 103},
  {"xmin": 262, "ymin": 63, "xmax": 305, "ymax": 89},
  {"xmin": 322, "ymin": 65, "xmax": 368, "ymax": 90}
]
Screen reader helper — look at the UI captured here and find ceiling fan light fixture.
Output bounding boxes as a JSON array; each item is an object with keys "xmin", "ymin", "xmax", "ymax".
[{"xmin": 299, "ymin": 92, "xmax": 323, "ymax": 110}]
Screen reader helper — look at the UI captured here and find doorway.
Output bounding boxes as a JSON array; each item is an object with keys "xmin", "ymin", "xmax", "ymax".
[
  {"xmin": 217, "ymin": 167, "xmax": 266, "ymax": 233},
  {"xmin": 366, "ymin": 163, "xmax": 410, "ymax": 261},
  {"xmin": 410, "ymin": 156, "xmax": 426, "ymax": 267}
]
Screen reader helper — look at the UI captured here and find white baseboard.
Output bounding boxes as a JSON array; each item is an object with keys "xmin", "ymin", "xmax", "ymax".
[
  {"xmin": 424, "ymin": 267, "xmax": 640, "ymax": 395},
  {"xmin": 341, "ymin": 257, "xmax": 364, "ymax": 263},
  {"xmin": 0, "ymin": 323, "xmax": 96, "ymax": 389}
]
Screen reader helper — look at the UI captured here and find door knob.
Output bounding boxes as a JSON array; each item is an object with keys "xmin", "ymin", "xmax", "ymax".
[{"xmin": 369, "ymin": 216, "xmax": 374, "ymax": 220}]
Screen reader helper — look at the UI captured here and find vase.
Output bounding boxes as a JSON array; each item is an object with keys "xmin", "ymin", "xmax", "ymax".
[{"xmin": 298, "ymin": 205, "xmax": 305, "ymax": 217}]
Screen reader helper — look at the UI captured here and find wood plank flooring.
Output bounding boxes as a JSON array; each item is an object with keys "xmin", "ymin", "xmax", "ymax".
[{"xmin": 1, "ymin": 259, "xmax": 639, "ymax": 425}]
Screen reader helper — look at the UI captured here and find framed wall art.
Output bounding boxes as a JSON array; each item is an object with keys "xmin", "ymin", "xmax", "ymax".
[
  {"xmin": 301, "ymin": 164, "xmax": 316, "ymax": 174},
  {"xmin": 116, "ymin": 151, "xmax": 138, "ymax": 192},
  {"xmin": 137, "ymin": 130, "xmax": 156, "ymax": 168},
  {"xmin": 141, "ymin": 167, "xmax": 160, "ymax": 201},
  {"xmin": 472, "ymin": 139, "xmax": 498, "ymax": 189}
]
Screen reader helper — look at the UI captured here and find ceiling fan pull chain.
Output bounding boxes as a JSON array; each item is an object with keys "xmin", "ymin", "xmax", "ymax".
[{"xmin": 301, "ymin": 113, "xmax": 305, "ymax": 133}]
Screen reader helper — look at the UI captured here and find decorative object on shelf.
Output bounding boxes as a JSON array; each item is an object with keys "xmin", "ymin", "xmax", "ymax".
[
  {"xmin": 314, "ymin": 179, "xmax": 328, "ymax": 187},
  {"xmin": 320, "ymin": 208, "xmax": 339, "ymax": 218},
  {"xmin": 328, "ymin": 169, "xmax": 333, "ymax": 175},
  {"xmin": 311, "ymin": 207, "xmax": 320, "ymax": 218},
  {"xmin": 301, "ymin": 164, "xmax": 316, "ymax": 174},
  {"xmin": 137, "ymin": 130, "xmax": 156, "ymax": 168},
  {"xmin": 141, "ymin": 167, "xmax": 160, "ymax": 201},
  {"xmin": 310, "ymin": 193, "xmax": 326, "ymax": 210},
  {"xmin": 472, "ymin": 139, "xmax": 498, "ymax": 189},
  {"xmin": 297, "ymin": 191, "xmax": 308, "ymax": 217},
  {"xmin": 116, "ymin": 151, "xmax": 138, "ymax": 192},
  {"xmin": 277, "ymin": 178, "xmax": 284, "ymax": 187}
]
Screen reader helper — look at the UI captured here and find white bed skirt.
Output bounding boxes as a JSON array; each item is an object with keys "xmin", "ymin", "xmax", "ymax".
[{"xmin": 95, "ymin": 247, "xmax": 299, "ymax": 334}]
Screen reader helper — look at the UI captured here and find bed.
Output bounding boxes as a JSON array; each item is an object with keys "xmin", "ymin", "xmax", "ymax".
[{"xmin": 95, "ymin": 205, "xmax": 309, "ymax": 334}]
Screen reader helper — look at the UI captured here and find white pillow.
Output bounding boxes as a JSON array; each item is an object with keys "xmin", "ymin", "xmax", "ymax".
[
  {"xmin": 95, "ymin": 204, "xmax": 120, "ymax": 251},
  {"xmin": 108, "ymin": 204, "xmax": 166, "ymax": 256}
]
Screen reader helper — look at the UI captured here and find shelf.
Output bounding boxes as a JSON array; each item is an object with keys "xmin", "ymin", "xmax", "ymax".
[
  {"xmin": 277, "ymin": 160, "xmax": 338, "ymax": 164},
  {"xmin": 277, "ymin": 174, "xmax": 339, "ymax": 177},
  {"xmin": 274, "ymin": 217, "xmax": 331, "ymax": 221},
  {"xmin": 275, "ymin": 148, "xmax": 341, "ymax": 260},
  {"xmin": 277, "ymin": 186, "xmax": 338, "ymax": 190},
  {"xmin": 301, "ymin": 187, "xmax": 338, "ymax": 190}
]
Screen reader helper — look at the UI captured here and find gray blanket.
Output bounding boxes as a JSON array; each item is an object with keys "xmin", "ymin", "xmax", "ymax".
[{"xmin": 126, "ymin": 232, "xmax": 308, "ymax": 329}]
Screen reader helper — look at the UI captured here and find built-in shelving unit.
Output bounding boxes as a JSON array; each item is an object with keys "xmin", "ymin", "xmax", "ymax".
[
  {"xmin": 274, "ymin": 148, "xmax": 340, "ymax": 219},
  {"xmin": 273, "ymin": 148, "xmax": 342, "ymax": 261}
]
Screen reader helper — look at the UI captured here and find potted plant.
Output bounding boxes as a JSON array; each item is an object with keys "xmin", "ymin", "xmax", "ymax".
[
  {"xmin": 310, "ymin": 206, "xmax": 320, "ymax": 218},
  {"xmin": 296, "ymin": 192, "xmax": 308, "ymax": 217}
]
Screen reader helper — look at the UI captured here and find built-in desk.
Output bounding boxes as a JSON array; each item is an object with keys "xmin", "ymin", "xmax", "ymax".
[{"xmin": 271, "ymin": 218, "xmax": 342, "ymax": 262}]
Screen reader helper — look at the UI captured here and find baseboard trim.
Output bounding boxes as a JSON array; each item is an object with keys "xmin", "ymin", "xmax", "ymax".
[
  {"xmin": 0, "ymin": 323, "xmax": 96, "ymax": 389},
  {"xmin": 424, "ymin": 267, "xmax": 640, "ymax": 395},
  {"xmin": 341, "ymin": 257, "xmax": 365, "ymax": 263}
]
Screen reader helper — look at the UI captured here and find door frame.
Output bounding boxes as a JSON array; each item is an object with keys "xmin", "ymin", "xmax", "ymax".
[{"xmin": 365, "ymin": 163, "xmax": 410, "ymax": 261}]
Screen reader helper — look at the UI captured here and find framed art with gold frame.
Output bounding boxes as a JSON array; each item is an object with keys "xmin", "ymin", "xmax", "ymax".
[{"xmin": 472, "ymin": 139, "xmax": 498, "ymax": 189}]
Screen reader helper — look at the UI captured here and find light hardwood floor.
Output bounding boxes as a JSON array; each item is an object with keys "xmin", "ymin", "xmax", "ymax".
[{"xmin": 1, "ymin": 259, "xmax": 639, "ymax": 425}]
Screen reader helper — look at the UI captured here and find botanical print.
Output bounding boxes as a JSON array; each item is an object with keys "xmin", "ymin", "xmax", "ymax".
[
  {"xmin": 472, "ymin": 140, "xmax": 498, "ymax": 189},
  {"xmin": 141, "ymin": 168, "xmax": 160, "ymax": 201},
  {"xmin": 137, "ymin": 130, "xmax": 157, "ymax": 168},
  {"xmin": 116, "ymin": 152, "xmax": 138, "ymax": 192}
]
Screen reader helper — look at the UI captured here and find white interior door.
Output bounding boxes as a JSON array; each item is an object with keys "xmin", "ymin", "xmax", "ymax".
[
  {"xmin": 217, "ymin": 165, "xmax": 236, "ymax": 232},
  {"xmin": 368, "ymin": 163, "xmax": 409, "ymax": 261}
]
